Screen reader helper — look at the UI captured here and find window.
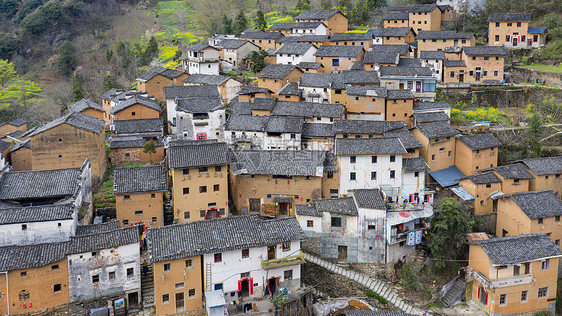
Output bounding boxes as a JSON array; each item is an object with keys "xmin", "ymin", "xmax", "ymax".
[
  {"xmin": 131, "ymin": 111, "xmax": 136, "ymax": 116},
  {"xmin": 214, "ymin": 253, "xmax": 222, "ymax": 263},
  {"xmin": 175, "ymin": 282, "xmax": 185, "ymax": 289},
  {"xmin": 507, "ymin": 22, "xmax": 512, "ymax": 26},
  {"xmin": 58, "ymin": 154, "xmax": 62, "ymax": 159},
  {"xmin": 390, "ymin": 170, "xmax": 395, "ymax": 178},
  {"xmin": 448, "ymin": 151, "xmax": 452, "ymax": 157},
  {"xmin": 555, "ymin": 215, "xmax": 560, "ymax": 222},
  {"xmin": 495, "ymin": 35, "xmax": 500, "ymax": 41},
  {"xmin": 127, "ymin": 267, "xmax": 134, "ymax": 279},
  {"xmin": 513, "ymin": 265, "xmax": 520, "ymax": 276},
  {"xmin": 517, "ymin": 22, "xmax": 521, "ymax": 27},
  {"xmin": 188, "ymin": 289, "xmax": 196, "ymax": 298},
  {"xmin": 92, "ymin": 275, "xmax": 100, "ymax": 283},
  {"xmin": 449, "ymin": 71, "xmax": 455, "ymax": 78},
  {"xmin": 495, "ymin": 22, "xmax": 499, "ymax": 27},
  {"xmin": 182, "ymin": 168, "xmax": 190, "ymax": 175},
  {"xmin": 538, "ymin": 287, "xmax": 548, "ymax": 298},
  {"xmin": 542, "ymin": 259, "xmax": 549, "ymax": 270},
  {"xmin": 21, "ymin": 224, "xmax": 27, "ymax": 231},
  {"xmin": 184, "ymin": 211, "xmax": 190, "ymax": 219},
  {"xmin": 494, "ymin": 70, "xmax": 499, "ymax": 77},
  {"xmin": 135, "ymin": 210, "xmax": 143, "ymax": 215},
  {"xmin": 162, "ymin": 294, "xmax": 170, "ymax": 304},
  {"xmin": 307, "ymin": 220, "xmax": 314, "ymax": 227},
  {"xmin": 350, "ymin": 156, "xmax": 356, "ymax": 163},
  {"xmin": 242, "ymin": 249, "xmax": 250, "ymax": 258},
  {"xmin": 183, "ymin": 187, "xmax": 189, "ymax": 195},
  {"xmin": 521, "ymin": 290, "xmax": 528, "ymax": 302},
  {"xmin": 282, "ymin": 243, "xmax": 291, "ymax": 251},
  {"xmin": 506, "ymin": 35, "xmax": 510, "ymax": 41},
  {"xmin": 151, "ymin": 193, "xmax": 156, "ymax": 198},
  {"xmin": 19, "ymin": 291, "xmax": 30, "ymax": 301},
  {"xmin": 483, "ymin": 71, "xmax": 488, "ymax": 77},
  {"xmin": 431, "ymin": 154, "xmax": 435, "ymax": 161},
  {"xmin": 332, "ymin": 59, "xmax": 340, "ymax": 67},
  {"xmin": 123, "ymin": 220, "xmax": 129, "ymax": 225},
  {"xmin": 92, "ymin": 251, "xmax": 98, "ymax": 256},
  {"xmin": 21, "ymin": 271, "xmax": 27, "ymax": 277},
  {"xmin": 185, "ymin": 259, "xmax": 193, "ymax": 268},
  {"xmin": 54, "ymin": 284, "xmax": 62, "ymax": 293},
  {"xmin": 199, "ymin": 186, "xmax": 207, "ymax": 193},
  {"xmin": 371, "ymin": 172, "xmax": 376, "ymax": 180},
  {"xmin": 486, "ymin": 184, "xmax": 492, "ymax": 188},
  {"xmin": 555, "ymin": 239, "xmax": 560, "ymax": 247},
  {"xmin": 124, "ymin": 195, "xmax": 130, "ymax": 200},
  {"xmin": 214, "ymin": 184, "xmax": 220, "ymax": 192},
  {"xmin": 215, "ymin": 166, "xmax": 222, "ymax": 172},
  {"xmin": 331, "ymin": 217, "xmax": 342, "ymax": 228},
  {"xmin": 390, "ymin": 155, "xmax": 396, "ymax": 162},
  {"xmin": 284, "ymin": 270, "xmax": 293, "ymax": 280},
  {"xmin": 538, "ymin": 218, "xmax": 543, "ymax": 224},
  {"xmin": 51, "ymin": 264, "xmax": 59, "ymax": 271},
  {"xmin": 164, "ymin": 263, "xmax": 171, "ymax": 272},
  {"xmin": 350, "ymin": 172, "xmax": 356, "ymax": 181},
  {"xmin": 499, "ymin": 294, "xmax": 506, "ymax": 305},
  {"xmin": 200, "ymin": 210, "xmax": 206, "ymax": 218},
  {"xmin": 329, "ymin": 189, "xmax": 338, "ymax": 194},
  {"xmin": 152, "ymin": 216, "xmax": 157, "ymax": 223},
  {"xmin": 199, "ymin": 167, "xmax": 208, "ymax": 173}
]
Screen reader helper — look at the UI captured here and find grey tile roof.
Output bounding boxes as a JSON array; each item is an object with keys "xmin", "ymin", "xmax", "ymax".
[
  {"xmin": 500, "ymin": 190, "xmax": 562, "ymax": 219},
  {"xmin": 488, "ymin": 13, "xmax": 531, "ymax": 22},
  {"xmin": 5, "ymin": 130, "xmax": 25, "ymax": 139},
  {"xmin": 492, "ymin": 163, "xmax": 534, "ymax": 179},
  {"xmin": 300, "ymin": 73, "xmax": 336, "ymax": 88},
  {"xmin": 335, "ymin": 137, "xmax": 407, "ymax": 156},
  {"xmin": 0, "ymin": 139, "xmax": 10, "ymax": 152},
  {"xmin": 416, "ymin": 31, "xmax": 473, "ymax": 40},
  {"xmin": 382, "ymin": 27, "xmax": 412, "ymax": 37},
  {"xmin": 109, "ymin": 137, "xmax": 164, "ymax": 149},
  {"xmin": 29, "ymin": 112, "xmax": 105, "ymax": 137},
  {"xmin": 351, "ymin": 189, "xmax": 385, "ymax": 209},
  {"xmin": 315, "ymin": 197, "xmax": 358, "ymax": 216},
  {"xmin": 69, "ymin": 99, "xmax": 104, "ymax": 113},
  {"xmin": 408, "ymin": 3, "xmax": 438, "ymax": 13},
  {"xmin": 241, "ymin": 31, "xmax": 283, "ymax": 40},
  {"xmin": 110, "ymin": 95, "xmax": 160, "ymax": 114},
  {"xmin": 176, "ymin": 97, "xmax": 224, "ymax": 113},
  {"xmin": 314, "ymin": 45, "xmax": 363, "ymax": 57},
  {"xmin": 520, "ymin": 156, "xmax": 562, "ymax": 176},
  {"xmin": 297, "ymin": 62, "xmax": 322, "ymax": 69},
  {"xmin": 419, "ymin": 50, "xmax": 445, "ymax": 60},
  {"xmin": 332, "ymin": 70, "xmax": 380, "ymax": 88},
  {"xmin": 277, "ymin": 82, "xmax": 302, "ymax": 96},
  {"xmin": 464, "ymin": 171, "xmax": 501, "ymax": 184},
  {"xmin": 230, "ymin": 150, "xmax": 326, "ymax": 176},
  {"xmin": 398, "ymin": 58, "xmax": 421, "ymax": 67},
  {"xmin": 415, "ymin": 122, "xmax": 460, "ymax": 140},
  {"xmin": 383, "ymin": 11, "xmax": 409, "ymax": 20},
  {"xmin": 99, "ymin": 88, "xmax": 124, "ymax": 101},
  {"xmin": 137, "ymin": 67, "xmax": 185, "ymax": 82},
  {"xmin": 324, "ymin": 152, "xmax": 338, "ymax": 172},
  {"xmin": 379, "ymin": 66, "xmax": 434, "ymax": 77},
  {"xmin": 346, "ymin": 86, "xmax": 387, "ymax": 97},
  {"xmin": 113, "ymin": 165, "xmax": 167, "ymax": 195},
  {"xmin": 69, "ymin": 226, "xmax": 140, "ymax": 254},
  {"xmin": 384, "ymin": 129, "xmax": 423, "ymax": 149},
  {"xmin": 148, "ymin": 215, "xmax": 305, "ymax": 262},
  {"xmin": 364, "ymin": 45, "xmax": 409, "ymax": 64},
  {"xmin": 252, "ymin": 98, "xmax": 277, "ymax": 110},
  {"xmin": 215, "ymin": 39, "xmax": 252, "ymax": 49},
  {"xmin": 0, "ymin": 167, "xmax": 82, "ymax": 200},
  {"xmin": 387, "ymin": 89, "xmax": 415, "ymax": 99},
  {"xmin": 168, "ymin": 141, "xmax": 229, "ymax": 169},
  {"xmin": 457, "ymin": 133, "xmax": 502, "ymax": 150},
  {"xmin": 275, "ymin": 43, "xmax": 315, "ymax": 55},
  {"xmin": 413, "ymin": 111, "xmax": 450, "ymax": 123},
  {"xmin": 295, "ymin": 204, "xmax": 321, "ymax": 217},
  {"xmin": 271, "ymin": 101, "xmax": 344, "ymax": 118},
  {"xmin": 1, "ymin": 117, "xmax": 27, "ymax": 127},
  {"xmin": 413, "ymin": 101, "xmax": 450, "ymax": 111},
  {"xmin": 0, "ymin": 242, "xmax": 69, "ymax": 271},
  {"xmin": 349, "ymin": 61, "xmax": 365, "ymax": 70},
  {"xmin": 225, "ymin": 115, "xmax": 268, "ymax": 132},
  {"xmin": 257, "ymin": 64, "xmax": 301, "ymax": 79},
  {"xmin": 186, "ymin": 43, "xmax": 213, "ymax": 52},
  {"xmin": 302, "ymin": 123, "xmax": 333, "ymax": 138},
  {"xmin": 470, "ymin": 234, "xmax": 562, "ymax": 265},
  {"xmin": 276, "ymin": 35, "xmax": 329, "ymax": 44},
  {"xmin": 444, "ymin": 60, "xmax": 466, "ymax": 67},
  {"xmin": 344, "ymin": 311, "xmax": 416, "ymax": 316},
  {"xmin": 402, "ymin": 157, "xmax": 430, "ymax": 172},
  {"xmin": 0, "ymin": 204, "xmax": 74, "ymax": 225},
  {"xmin": 269, "ymin": 22, "xmax": 324, "ymax": 31},
  {"xmin": 113, "ymin": 118, "xmax": 164, "ymax": 135},
  {"xmin": 164, "ymin": 85, "xmax": 221, "ymax": 100},
  {"xmin": 295, "ymin": 10, "xmax": 340, "ymax": 20},
  {"xmin": 75, "ymin": 221, "xmax": 120, "ymax": 236},
  {"xmin": 8, "ymin": 138, "xmax": 30, "ymax": 153},
  {"xmin": 183, "ymin": 74, "xmax": 230, "ymax": 86},
  {"xmin": 334, "ymin": 119, "xmax": 405, "ymax": 134},
  {"xmin": 264, "ymin": 116, "xmax": 304, "ymax": 133},
  {"xmin": 330, "ymin": 32, "xmax": 372, "ymax": 42},
  {"xmin": 463, "ymin": 46, "xmax": 507, "ymax": 56},
  {"xmin": 238, "ymin": 86, "xmax": 272, "ymax": 95}
]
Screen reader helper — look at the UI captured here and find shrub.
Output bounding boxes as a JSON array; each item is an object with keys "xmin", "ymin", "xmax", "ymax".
[
  {"xmin": 365, "ymin": 290, "xmax": 388, "ymax": 304},
  {"xmin": 398, "ymin": 262, "xmax": 422, "ymax": 291}
]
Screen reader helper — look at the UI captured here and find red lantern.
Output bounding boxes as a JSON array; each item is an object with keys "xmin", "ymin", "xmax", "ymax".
[
  {"xmin": 275, "ymin": 180, "xmax": 278, "ymax": 184},
  {"xmin": 287, "ymin": 180, "xmax": 290, "ymax": 185}
]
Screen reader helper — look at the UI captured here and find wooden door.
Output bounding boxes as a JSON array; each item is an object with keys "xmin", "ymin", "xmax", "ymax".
[
  {"xmin": 249, "ymin": 198, "xmax": 261, "ymax": 213},
  {"xmin": 338, "ymin": 246, "xmax": 347, "ymax": 262},
  {"xmin": 268, "ymin": 245, "xmax": 276, "ymax": 260},
  {"xmin": 175, "ymin": 292, "xmax": 185, "ymax": 313},
  {"xmin": 459, "ymin": 74, "xmax": 464, "ymax": 83}
]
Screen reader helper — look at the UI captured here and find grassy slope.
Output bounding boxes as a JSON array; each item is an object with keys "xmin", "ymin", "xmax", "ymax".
[{"xmin": 517, "ymin": 63, "xmax": 562, "ymax": 74}]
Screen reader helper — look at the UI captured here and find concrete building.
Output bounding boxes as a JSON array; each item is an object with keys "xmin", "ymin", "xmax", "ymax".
[
  {"xmin": 379, "ymin": 66, "xmax": 437, "ymax": 101},
  {"xmin": 241, "ymin": 31, "xmax": 283, "ymax": 50},
  {"xmin": 183, "ymin": 74, "xmax": 242, "ymax": 104},
  {"xmin": 179, "ymin": 44, "xmax": 220, "ymax": 75},
  {"xmin": 419, "ymin": 51, "xmax": 445, "ymax": 81},
  {"xmin": 215, "ymin": 39, "xmax": 260, "ymax": 71},
  {"xmin": 275, "ymin": 43, "xmax": 318, "ymax": 65}
]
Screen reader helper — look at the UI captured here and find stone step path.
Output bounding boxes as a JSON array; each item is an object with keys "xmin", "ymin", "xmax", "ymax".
[{"xmin": 304, "ymin": 253, "xmax": 429, "ymax": 315}]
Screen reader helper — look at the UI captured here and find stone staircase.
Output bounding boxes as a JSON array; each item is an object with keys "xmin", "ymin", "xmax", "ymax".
[
  {"xmin": 304, "ymin": 253, "xmax": 429, "ymax": 315},
  {"xmin": 142, "ymin": 263, "xmax": 155, "ymax": 308},
  {"xmin": 163, "ymin": 190, "xmax": 174, "ymax": 225},
  {"xmin": 441, "ymin": 277, "xmax": 466, "ymax": 307}
]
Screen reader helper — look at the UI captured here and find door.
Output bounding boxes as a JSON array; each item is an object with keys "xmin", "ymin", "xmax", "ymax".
[
  {"xmin": 479, "ymin": 287, "xmax": 487, "ymax": 305},
  {"xmin": 267, "ymin": 245, "xmax": 276, "ymax": 260},
  {"xmin": 241, "ymin": 279, "xmax": 250, "ymax": 297},
  {"xmin": 475, "ymin": 72, "xmax": 481, "ymax": 81},
  {"xmin": 207, "ymin": 209, "xmax": 218, "ymax": 219},
  {"xmin": 465, "ymin": 282, "xmax": 472, "ymax": 301},
  {"xmin": 459, "ymin": 74, "xmax": 464, "ymax": 83},
  {"xmin": 338, "ymin": 246, "xmax": 347, "ymax": 262},
  {"xmin": 268, "ymin": 277, "xmax": 277, "ymax": 295},
  {"xmin": 128, "ymin": 292, "xmax": 138, "ymax": 307},
  {"xmin": 278, "ymin": 203, "xmax": 290, "ymax": 216},
  {"xmin": 415, "ymin": 81, "xmax": 421, "ymax": 93},
  {"xmin": 399, "ymin": 83, "xmax": 405, "ymax": 89},
  {"xmin": 249, "ymin": 198, "xmax": 261, "ymax": 214},
  {"xmin": 175, "ymin": 292, "xmax": 185, "ymax": 313},
  {"xmin": 513, "ymin": 37, "xmax": 518, "ymax": 47}
]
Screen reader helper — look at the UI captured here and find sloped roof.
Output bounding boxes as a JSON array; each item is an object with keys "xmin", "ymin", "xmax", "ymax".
[
  {"xmin": 113, "ymin": 118, "xmax": 164, "ymax": 135},
  {"xmin": 0, "ymin": 204, "xmax": 75, "ymax": 225},
  {"xmin": 295, "ymin": 204, "xmax": 321, "ymax": 217},
  {"xmin": 148, "ymin": 215, "xmax": 305, "ymax": 262},
  {"xmin": 382, "ymin": 27, "xmax": 412, "ymax": 37},
  {"xmin": 416, "ymin": 31, "xmax": 473, "ymax": 40},
  {"xmin": 463, "ymin": 46, "xmax": 507, "ymax": 56},
  {"xmin": 241, "ymin": 31, "xmax": 283, "ymax": 40},
  {"xmin": 402, "ymin": 157, "xmax": 430, "ymax": 172},
  {"xmin": 492, "ymin": 163, "xmax": 534, "ymax": 179},
  {"xmin": 298, "ymin": 61, "xmax": 322, "ymax": 69},
  {"xmin": 398, "ymin": 58, "xmax": 421, "ymax": 67},
  {"xmin": 277, "ymin": 82, "xmax": 302, "ymax": 96},
  {"xmin": 419, "ymin": 50, "xmax": 445, "ymax": 60},
  {"xmin": 332, "ymin": 70, "xmax": 380, "ymax": 88},
  {"xmin": 520, "ymin": 156, "xmax": 562, "ymax": 176},
  {"xmin": 29, "ymin": 112, "xmax": 105, "ymax": 137},
  {"xmin": 444, "ymin": 60, "xmax": 466, "ymax": 67},
  {"xmin": 113, "ymin": 165, "xmax": 167, "ymax": 195},
  {"xmin": 314, "ymin": 45, "xmax": 363, "ymax": 57},
  {"xmin": 384, "ymin": 129, "xmax": 423, "ymax": 149},
  {"xmin": 69, "ymin": 226, "xmax": 139, "ymax": 254},
  {"xmin": 75, "ymin": 221, "xmax": 120, "ymax": 236},
  {"xmin": 109, "ymin": 137, "xmax": 164, "ymax": 149},
  {"xmin": 387, "ymin": 89, "xmax": 415, "ymax": 99},
  {"xmin": 164, "ymin": 85, "xmax": 221, "ymax": 100},
  {"xmin": 500, "ymin": 190, "xmax": 562, "ymax": 219},
  {"xmin": 346, "ymin": 86, "xmax": 387, "ymax": 97},
  {"xmin": 383, "ymin": 12, "xmax": 409, "ymax": 20},
  {"xmin": 215, "ymin": 39, "xmax": 253, "ymax": 49},
  {"xmin": 257, "ymin": 64, "xmax": 301, "ymax": 79},
  {"xmin": 464, "ymin": 171, "xmax": 501, "ymax": 184},
  {"xmin": 276, "ymin": 35, "xmax": 329, "ymax": 44},
  {"xmin": 183, "ymin": 74, "xmax": 230, "ymax": 86},
  {"xmin": 186, "ymin": 43, "xmax": 214, "ymax": 52},
  {"xmin": 110, "ymin": 96, "xmax": 160, "ymax": 114},
  {"xmin": 413, "ymin": 101, "xmax": 450, "ymax": 111},
  {"xmin": 415, "ymin": 121, "xmax": 459, "ymax": 140},
  {"xmin": 264, "ymin": 116, "xmax": 304, "ymax": 133},
  {"xmin": 0, "ymin": 242, "xmax": 68, "ymax": 271},
  {"xmin": 168, "ymin": 141, "xmax": 229, "ymax": 169},
  {"xmin": 413, "ymin": 111, "xmax": 450, "ymax": 123},
  {"xmin": 275, "ymin": 43, "xmax": 315, "ymax": 55},
  {"xmin": 302, "ymin": 123, "xmax": 333, "ymax": 138},
  {"xmin": 0, "ymin": 167, "xmax": 82, "ymax": 200},
  {"xmin": 0, "ymin": 117, "xmax": 27, "ymax": 127},
  {"xmin": 334, "ymin": 119, "xmax": 405, "ymax": 135},
  {"xmin": 230, "ymin": 150, "xmax": 326, "ymax": 177},
  {"xmin": 137, "ymin": 67, "xmax": 185, "ymax": 82},
  {"xmin": 225, "ymin": 115, "xmax": 268, "ymax": 132},
  {"xmin": 176, "ymin": 97, "xmax": 224, "ymax": 113},
  {"xmin": 527, "ymin": 27, "xmax": 546, "ymax": 34},
  {"xmin": 315, "ymin": 197, "xmax": 358, "ymax": 216},
  {"xmin": 300, "ymin": 73, "xmax": 336, "ymax": 88},
  {"xmin": 379, "ymin": 66, "xmax": 434, "ymax": 77},
  {"xmin": 335, "ymin": 137, "xmax": 407, "ymax": 156},
  {"xmin": 457, "ymin": 134, "xmax": 502, "ymax": 150},
  {"xmin": 271, "ymin": 101, "xmax": 344, "ymax": 118},
  {"xmin": 330, "ymin": 32, "xmax": 372, "ymax": 42},
  {"xmin": 68, "ymin": 99, "xmax": 104, "ymax": 113},
  {"xmin": 237, "ymin": 86, "xmax": 272, "ymax": 95},
  {"xmin": 351, "ymin": 189, "xmax": 385, "ymax": 209},
  {"xmin": 295, "ymin": 10, "xmax": 341, "ymax": 20},
  {"xmin": 488, "ymin": 13, "xmax": 531, "ymax": 22},
  {"xmin": 469, "ymin": 234, "xmax": 562, "ymax": 265}
]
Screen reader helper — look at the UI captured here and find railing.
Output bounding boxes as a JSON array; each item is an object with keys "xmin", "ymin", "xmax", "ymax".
[
  {"xmin": 387, "ymin": 202, "xmax": 425, "ymax": 211},
  {"xmin": 188, "ymin": 56, "xmax": 220, "ymax": 62},
  {"xmin": 261, "ymin": 251, "xmax": 305, "ymax": 270},
  {"xmin": 389, "ymin": 227, "xmax": 429, "ymax": 245},
  {"xmin": 467, "ymin": 268, "xmax": 534, "ymax": 289}
]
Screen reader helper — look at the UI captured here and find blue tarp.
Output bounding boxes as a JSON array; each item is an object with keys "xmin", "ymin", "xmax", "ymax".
[
  {"xmin": 451, "ymin": 186, "xmax": 475, "ymax": 201},
  {"xmin": 528, "ymin": 27, "xmax": 546, "ymax": 34},
  {"xmin": 429, "ymin": 165, "xmax": 466, "ymax": 188}
]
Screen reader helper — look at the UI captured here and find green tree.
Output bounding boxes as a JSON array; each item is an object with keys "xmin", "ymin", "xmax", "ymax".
[
  {"xmin": 527, "ymin": 113, "xmax": 543, "ymax": 157},
  {"xmin": 143, "ymin": 138, "xmax": 157, "ymax": 161},
  {"xmin": 296, "ymin": 0, "xmax": 311, "ymax": 11},
  {"xmin": 105, "ymin": 48, "xmax": 113, "ymax": 63},
  {"xmin": 0, "ymin": 59, "xmax": 16, "ymax": 87},
  {"xmin": 0, "ymin": 33, "xmax": 17, "ymax": 60},
  {"xmin": 56, "ymin": 41, "xmax": 78, "ymax": 78},
  {"xmin": 338, "ymin": 0, "xmax": 351, "ymax": 14},
  {"xmin": 222, "ymin": 14, "xmax": 233, "ymax": 34},
  {"xmin": 174, "ymin": 49, "xmax": 183, "ymax": 60},
  {"xmin": 71, "ymin": 72, "xmax": 84, "ymax": 102},
  {"xmin": 321, "ymin": 0, "xmax": 332, "ymax": 10},
  {"xmin": 426, "ymin": 198, "xmax": 473, "ymax": 270},
  {"xmin": 250, "ymin": 50, "xmax": 268, "ymax": 72},
  {"xmin": 142, "ymin": 36, "xmax": 159, "ymax": 65},
  {"xmin": 234, "ymin": 11, "xmax": 248, "ymax": 36},
  {"xmin": 254, "ymin": 10, "xmax": 267, "ymax": 30},
  {"xmin": 102, "ymin": 75, "xmax": 117, "ymax": 92}
]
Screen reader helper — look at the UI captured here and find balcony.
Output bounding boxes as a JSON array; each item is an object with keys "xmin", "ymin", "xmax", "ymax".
[
  {"xmin": 261, "ymin": 250, "xmax": 305, "ymax": 270},
  {"xmin": 389, "ymin": 227, "xmax": 428, "ymax": 245},
  {"xmin": 188, "ymin": 56, "xmax": 220, "ymax": 63},
  {"xmin": 468, "ymin": 268, "xmax": 534, "ymax": 289}
]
